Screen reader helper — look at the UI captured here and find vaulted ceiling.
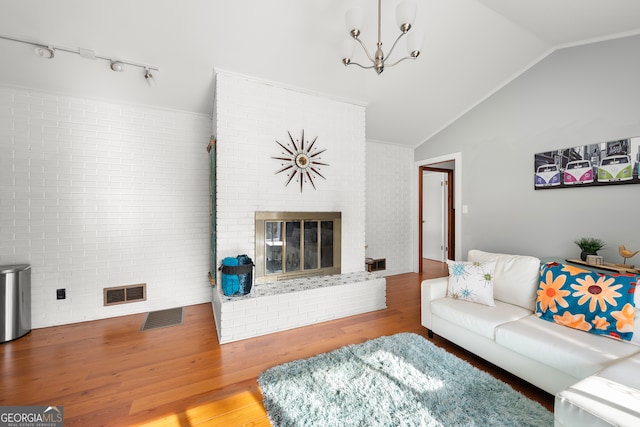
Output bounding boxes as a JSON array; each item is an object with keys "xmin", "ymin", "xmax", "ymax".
[{"xmin": 1, "ymin": 0, "xmax": 639, "ymax": 147}]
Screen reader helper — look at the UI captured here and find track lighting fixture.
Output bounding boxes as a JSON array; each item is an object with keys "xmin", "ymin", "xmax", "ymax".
[
  {"xmin": 0, "ymin": 33, "xmax": 158, "ymax": 85},
  {"xmin": 144, "ymin": 68, "xmax": 156, "ymax": 87},
  {"xmin": 34, "ymin": 45, "xmax": 54, "ymax": 59}
]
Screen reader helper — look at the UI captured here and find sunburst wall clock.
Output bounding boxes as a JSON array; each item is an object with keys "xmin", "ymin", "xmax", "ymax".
[{"xmin": 272, "ymin": 130, "xmax": 329, "ymax": 192}]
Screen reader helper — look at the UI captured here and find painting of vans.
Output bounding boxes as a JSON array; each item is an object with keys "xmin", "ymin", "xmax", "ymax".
[{"xmin": 534, "ymin": 136, "xmax": 639, "ymax": 190}]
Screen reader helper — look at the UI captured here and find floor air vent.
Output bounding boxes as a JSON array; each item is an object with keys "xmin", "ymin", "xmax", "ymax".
[
  {"xmin": 141, "ymin": 307, "xmax": 184, "ymax": 331},
  {"xmin": 104, "ymin": 284, "xmax": 146, "ymax": 306}
]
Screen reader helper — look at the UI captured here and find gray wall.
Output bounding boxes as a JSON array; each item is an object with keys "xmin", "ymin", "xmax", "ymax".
[{"xmin": 415, "ymin": 35, "xmax": 640, "ymax": 261}]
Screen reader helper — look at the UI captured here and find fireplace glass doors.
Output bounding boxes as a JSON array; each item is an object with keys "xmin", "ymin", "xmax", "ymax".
[{"xmin": 255, "ymin": 212, "xmax": 341, "ymax": 282}]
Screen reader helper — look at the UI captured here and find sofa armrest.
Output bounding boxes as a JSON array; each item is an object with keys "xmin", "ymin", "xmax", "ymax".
[{"xmin": 421, "ymin": 277, "xmax": 448, "ymax": 332}]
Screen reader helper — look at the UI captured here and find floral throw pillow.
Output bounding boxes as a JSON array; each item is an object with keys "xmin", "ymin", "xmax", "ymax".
[
  {"xmin": 446, "ymin": 260, "xmax": 496, "ymax": 306},
  {"xmin": 536, "ymin": 262, "xmax": 637, "ymax": 341}
]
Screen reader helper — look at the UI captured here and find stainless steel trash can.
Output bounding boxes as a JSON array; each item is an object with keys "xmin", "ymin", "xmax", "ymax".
[{"xmin": 1, "ymin": 264, "xmax": 31, "ymax": 343}]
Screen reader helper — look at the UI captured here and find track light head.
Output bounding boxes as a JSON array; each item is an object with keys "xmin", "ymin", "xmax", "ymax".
[
  {"xmin": 144, "ymin": 68, "xmax": 156, "ymax": 87},
  {"xmin": 34, "ymin": 46, "xmax": 54, "ymax": 59},
  {"xmin": 110, "ymin": 61, "xmax": 124, "ymax": 72}
]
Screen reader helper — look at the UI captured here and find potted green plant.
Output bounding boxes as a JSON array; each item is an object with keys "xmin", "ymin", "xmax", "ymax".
[{"xmin": 574, "ymin": 237, "xmax": 606, "ymax": 261}]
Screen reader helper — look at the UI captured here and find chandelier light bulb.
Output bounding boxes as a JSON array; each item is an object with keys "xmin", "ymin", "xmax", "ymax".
[
  {"xmin": 406, "ymin": 29, "xmax": 423, "ymax": 57},
  {"xmin": 341, "ymin": 39, "xmax": 356, "ymax": 64},
  {"xmin": 396, "ymin": 0, "xmax": 418, "ymax": 32},
  {"xmin": 345, "ymin": 8, "xmax": 363, "ymax": 37}
]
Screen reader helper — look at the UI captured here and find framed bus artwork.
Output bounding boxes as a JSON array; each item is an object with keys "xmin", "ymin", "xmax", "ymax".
[{"xmin": 534, "ymin": 137, "xmax": 640, "ymax": 190}]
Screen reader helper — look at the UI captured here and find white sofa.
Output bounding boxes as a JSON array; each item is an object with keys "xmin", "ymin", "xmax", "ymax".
[{"xmin": 421, "ymin": 249, "xmax": 640, "ymax": 426}]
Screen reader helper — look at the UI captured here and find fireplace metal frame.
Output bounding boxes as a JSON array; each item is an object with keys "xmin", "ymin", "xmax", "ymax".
[{"xmin": 255, "ymin": 211, "xmax": 341, "ymax": 282}]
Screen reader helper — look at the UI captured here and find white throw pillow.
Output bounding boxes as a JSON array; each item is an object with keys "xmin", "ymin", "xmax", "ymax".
[
  {"xmin": 446, "ymin": 260, "xmax": 496, "ymax": 306},
  {"xmin": 467, "ymin": 250, "xmax": 541, "ymax": 310}
]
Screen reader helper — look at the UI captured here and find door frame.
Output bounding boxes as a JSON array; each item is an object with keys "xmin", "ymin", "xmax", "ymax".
[
  {"xmin": 413, "ymin": 152, "xmax": 462, "ymax": 272},
  {"xmin": 419, "ymin": 166, "xmax": 454, "ymax": 263}
]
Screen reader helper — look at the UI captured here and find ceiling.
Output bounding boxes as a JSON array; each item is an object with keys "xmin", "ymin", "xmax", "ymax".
[{"xmin": 1, "ymin": 0, "xmax": 639, "ymax": 148}]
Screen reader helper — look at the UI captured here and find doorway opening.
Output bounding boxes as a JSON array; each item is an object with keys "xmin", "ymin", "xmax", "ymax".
[
  {"xmin": 420, "ymin": 165, "xmax": 454, "ymax": 265},
  {"xmin": 417, "ymin": 153, "xmax": 460, "ymax": 273}
]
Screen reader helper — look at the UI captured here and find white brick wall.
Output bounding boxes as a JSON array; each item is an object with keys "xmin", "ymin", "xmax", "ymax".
[
  {"xmin": 365, "ymin": 141, "xmax": 413, "ymax": 275},
  {"xmin": 0, "ymin": 86, "xmax": 213, "ymax": 328},
  {"xmin": 213, "ymin": 70, "xmax": 367, "ymax": 276}
]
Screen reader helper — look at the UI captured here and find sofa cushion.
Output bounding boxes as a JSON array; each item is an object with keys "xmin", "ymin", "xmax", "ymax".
[
  {"xmin": 536, "ymin": 262, "xmax": 637, "ymax": 341},
  {"xmin": 446, "ymin": 260, "xmax": 496, "ymax": 306},
  {"xmin": 467, "ymin": 250, "xmax": 541, "ymax": 310},
  {"xmin": 496, "ymin": 315, "xmax": 640, "ymax": 380},
  {"xmin": 595, "ymin": 352, "xmax": 640, "ymax": 390},
  {"xmin": 431, "ymin": 297, "xmax": 531, "ymax": 340},
  {"xmin": 555, "ymin": 372, "xmax": 640, "ymax": 427}
]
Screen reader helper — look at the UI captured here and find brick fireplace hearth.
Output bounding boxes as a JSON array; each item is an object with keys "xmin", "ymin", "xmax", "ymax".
[{"xmin": 211, "ymin": 272, "xmax": 386, "ymax": 344}]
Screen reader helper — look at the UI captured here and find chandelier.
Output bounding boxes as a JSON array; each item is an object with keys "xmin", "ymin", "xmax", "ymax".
[{"xmin": 342, "ymin": 0, "xmax": 423, "ymax": 75}]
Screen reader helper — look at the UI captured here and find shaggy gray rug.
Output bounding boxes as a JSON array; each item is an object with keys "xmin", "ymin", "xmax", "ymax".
[{"xmin": 258, "ymin": 333, "xmax": 552, "ymax": 427}]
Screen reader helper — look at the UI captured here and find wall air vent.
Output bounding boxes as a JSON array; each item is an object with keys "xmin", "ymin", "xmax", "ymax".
[{"xmin": 104, "ymin": 283, "xmax": 147, "ymax": 306}]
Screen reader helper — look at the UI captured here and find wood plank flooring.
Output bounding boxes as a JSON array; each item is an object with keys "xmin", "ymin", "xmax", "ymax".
[{"xmin": 1, "ymin": 260, "xmax": 553, "ymax": 426}]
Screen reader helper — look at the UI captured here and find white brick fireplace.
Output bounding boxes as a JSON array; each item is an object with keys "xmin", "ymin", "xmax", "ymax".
[
  {"xmin": 213, "ymin": 70, "xmax": 367, "ymax": 274},
  {"xmin": 211, "ymin": 70, "xmax": 384, "ymax": 343}
]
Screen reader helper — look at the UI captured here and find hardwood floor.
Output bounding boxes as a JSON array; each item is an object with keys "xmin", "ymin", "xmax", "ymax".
[{"xmin": 1, "ymin": 260, "xmax": 553, "ymax": 426}]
